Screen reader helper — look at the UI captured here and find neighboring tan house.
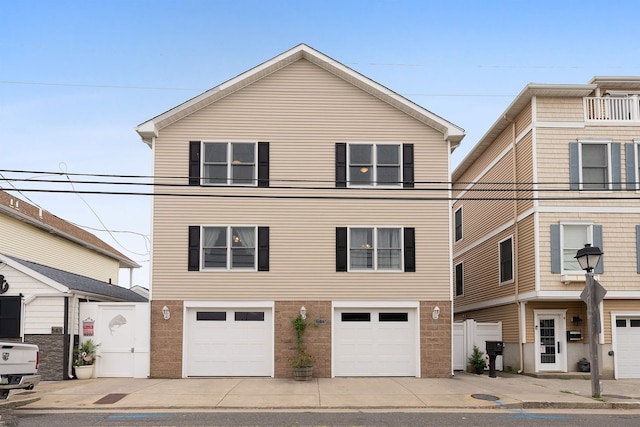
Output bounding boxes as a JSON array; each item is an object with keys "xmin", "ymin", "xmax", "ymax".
[
  {"xmin": 0, "ymin": 190, "xmax": 144, "ymax": 380},
  {"xmin": 452, "ymin": 77, "xmax": 640, "ymax": 379},
  {"xmin": 136, "ymin": 44, "xmax": 465, "ymax": 378}
]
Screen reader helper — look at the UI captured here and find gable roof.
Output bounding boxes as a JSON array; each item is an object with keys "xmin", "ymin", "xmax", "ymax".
[
  {"xmin": 1, "ymin": 254, "xmax": 147, "ymax": 302},
  {"xmin": 452, "ymin": 82, "xmax": 596, "ymax": 182},
  {"xmin": 136, "ymin": 43, "xmax": 465, "ymax": 149},
  {"xmin": 0, "ymin": 190, "xmax": 139, "ymax": 269}
]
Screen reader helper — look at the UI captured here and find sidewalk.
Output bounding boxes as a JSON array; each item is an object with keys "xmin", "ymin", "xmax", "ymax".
[{"xmin": 3, "ymin": 372, "xmax": 640, "ymax": 411}]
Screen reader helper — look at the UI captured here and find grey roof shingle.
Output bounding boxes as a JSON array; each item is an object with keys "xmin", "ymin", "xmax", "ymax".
[{"xmin": 5, "ymin": 254, "xmax": 148, "ymax": 302}]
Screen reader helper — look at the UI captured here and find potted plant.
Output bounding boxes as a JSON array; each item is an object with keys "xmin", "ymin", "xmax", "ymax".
[
  {"xmin": 73, "ymin": 339, "xmax": 101, "ymax": 379},
  {"xmin": 289, "ymin": 312, "xmax": 315, "ymax": 380},
  {"xmin": 468, "ymin": 345, "xmax": 486, "ymax": 374}
]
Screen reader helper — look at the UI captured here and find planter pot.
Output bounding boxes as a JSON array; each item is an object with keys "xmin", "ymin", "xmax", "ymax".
[
  {"xmin": 74, "ymin": 365, "xmax": 94, "ymax": 380},
  {"xmin": 292, "ymin": 366, "xmax": 313, "ymax": 381},
  {"xmin": 474, "ymin": 366, "xmax": 484, "ymax": 375}
]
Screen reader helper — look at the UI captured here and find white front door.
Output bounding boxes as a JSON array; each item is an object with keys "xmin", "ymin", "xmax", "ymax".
[
  {"xmin": 97, "ymin": 305, "xmax": 136, "ymax": 377},
  {"xmin": 535, "ymin": 311, "xmax": 566, "ymax": 372}
]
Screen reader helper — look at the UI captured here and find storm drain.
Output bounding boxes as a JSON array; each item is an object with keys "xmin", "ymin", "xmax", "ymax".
[
  {"xmin": 471, "ymin": 393, "xmax": 500, "ymax": 401},
  {"xmin": 94, "ymin": 393, "xmax": 128, "ymax": 404}
]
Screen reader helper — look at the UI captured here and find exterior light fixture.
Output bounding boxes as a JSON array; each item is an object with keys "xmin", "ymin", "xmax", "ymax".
[
  {"xmin": 162, "ymin": 305, "xmax": 170, "ymax": 320},
  {"xmin": 432, "ymin": 306, "xmax": 440, "ymax": 320},
  {"xmin": 300, "ymin": 306, "xmax": 307, "ymax": 320},
  {"xmin": 574, "ymin": 243, "xmax": 603, "ymax": 272}
]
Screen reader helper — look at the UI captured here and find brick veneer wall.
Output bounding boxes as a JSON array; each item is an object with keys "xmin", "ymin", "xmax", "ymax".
[
  {"xmin": 149, "ymin": 300, "xmax": 184, "ymax": 378},
  {"xmin": 24, "ymin": 334, "xmax": 68, "ymax": 381},
  {"xmin": 274, "ymin": 301, "xmax": 332, "ymax": 378},
  {"xmin": 420, "ymin": 300, "xmax": 452, "ymax": 377}
]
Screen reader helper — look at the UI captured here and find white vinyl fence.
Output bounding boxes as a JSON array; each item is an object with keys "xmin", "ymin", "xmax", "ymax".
[{"xmin": 453, "ymin": 320, "xmax": 502, "ymax": 371}]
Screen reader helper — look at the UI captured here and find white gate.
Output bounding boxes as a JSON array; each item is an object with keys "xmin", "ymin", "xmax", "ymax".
[
  {"xmin": 79, "ymin": 302, "xmax": 150, "ymax": 378},
  {"xmin": 453, "ymin": 320, "xmax": 502, "ymax": 371}
]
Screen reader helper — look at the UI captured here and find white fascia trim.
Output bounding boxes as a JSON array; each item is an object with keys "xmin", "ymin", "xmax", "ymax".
[
  {"xmin": 453, "ymin": 207, "xmax": 534, "ymax": 258},
  {"xmin": 534, "ymin": 122, "xmax": 585, "ymax": 128},
  {"xmin": 332, "ymin": 301, "xmax": 420, "ymax": 308},
  {"xmin": 183, "ymin": 301, "xmax": 275, "ymax": 309},
  {"xmin": 454, "ymin": 125, "xmax": 532, "ymax": 200},
  {"xmin": 518, "ymin": 290, "xmax": 583, "ymax": 301},
  {"xmin": 538, "ymin": 206, "xmax": 640, "ymax": 214},
  {"xmin": 602, "ymin": 291, "xmax": 640, "ymax": 299},
  {"xmin": 0, "ymin": 254, "xmax": 69, "ymax": 293}
]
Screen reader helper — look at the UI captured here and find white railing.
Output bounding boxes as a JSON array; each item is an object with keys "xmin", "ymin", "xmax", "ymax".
[{"xmin": 585, "ymin": 95, "xmax": 640, "ymax": 122}]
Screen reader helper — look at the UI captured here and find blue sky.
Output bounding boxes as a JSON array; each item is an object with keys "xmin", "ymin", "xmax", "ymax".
[{"xmin": 1, "ymin": 0, "xmax": 639, "ymax": 287}]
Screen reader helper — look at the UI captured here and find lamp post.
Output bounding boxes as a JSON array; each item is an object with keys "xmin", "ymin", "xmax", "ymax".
[{"xmin": 574, "ymin": 243, "xmax": 603, "ymax": 398}]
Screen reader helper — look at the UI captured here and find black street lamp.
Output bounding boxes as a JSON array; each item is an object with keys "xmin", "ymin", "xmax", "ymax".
[{"xmin": 574, "ymin": 243, "xmax": 603, "ymax": 398}]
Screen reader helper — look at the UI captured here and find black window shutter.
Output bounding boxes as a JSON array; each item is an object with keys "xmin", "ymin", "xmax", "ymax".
[
  {"xmin": 258, "ymin": 142, "xmax": 270, "ymax": 188},
  {"xmin": 257, "ymin": 226, "xmax": 270, "ymax": 271},
  {"xmin": 188, "ymin": 226, "xmax": 200, "ymax": 271},
  {"xmin": 403, "ymin": 144, "xmax": 414, "ymax": 188},
  {"xmin": 336, "ymin": 227, "xmax": 348, "ymax": 271},
  {"xmin": 189, "ymin": 141, "xmax": 201, "ymax": 186},
  {"xmin": 404, "ymin": 227, "xmax": 416, "ymax": 272},
  {"xmin": 336, "ymin": 143, "xmax": 347, "ymax": 188}
]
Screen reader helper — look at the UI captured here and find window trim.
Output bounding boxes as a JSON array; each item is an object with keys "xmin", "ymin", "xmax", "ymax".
[
  {"xmin": 499, "ymin": 236, "xmax": 514, "ymax": 285},
  {"xmin": 346, "ymin": 143, "xmax": 403, "ymax": 188},
  {"xmin": 560, "ymin": 222, "xmax": 594, "ymax": 275},
  {"xmin": 202, "ymin": 141, "xmax": 258, "ymax": 186},
  {"xmin": 201, "ymin": 225, "xmax": 258, "ymax": 271},
  {"xmin": 454, "ymin": 206, "xmax": 463, "ymax": 242},
  {"xmin": 455, "ymin": 262, "xmax": 464, "ymax": 297},
  {"xmin": 347, "ymin": 226, "xmax": 404, "ymax": 272},
  {"xmin": 578, "ymin": 140, "xmax": 612, "ymax": 191}
]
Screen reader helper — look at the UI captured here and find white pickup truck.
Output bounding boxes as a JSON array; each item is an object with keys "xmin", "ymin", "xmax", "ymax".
[{"xmin": 0, "ymin": 342, "xmax": 41, "ymax": 400}]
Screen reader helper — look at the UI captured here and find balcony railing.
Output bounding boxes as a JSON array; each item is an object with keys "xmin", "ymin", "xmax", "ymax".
[{"xmin": 585, "ymin": 95, "xmax": 640, "ymax": 122}]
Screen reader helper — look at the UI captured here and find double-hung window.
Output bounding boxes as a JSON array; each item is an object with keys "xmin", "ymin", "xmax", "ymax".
[
  {"xmin": 349, "ymin": 144, "xmax": 401, "ymax": 187},
  {"xmin": 455, "ymin": 262, "xmax": 463, "ymax": 296},
  {"xmin": 188, "ymin": 225, "xmax": 270, "ymax": 272},
  {"xmin": 202, "ymin": 226, "xmax": 256, "ymax": 269},
  {"xmin": 550, "ymin": 223, "xmax": 603, "ymax": 275},
  {"xmin": 203, "ymin": 142, "xmax": 256, "ymax": 185},
  {"xmin": 499, "ymin": 237, "xmax": 514, "ymax": 284},
  {"xmin": 454, "ymin": 207, "xmax": 463, "ymax": 242},
  {"xmin": 569, "ymin": 141, "xmax": 621, "ymax": 190},
  {"xmin": 349, "ymin": 227, "xmax": 402, "ymax": 270}
]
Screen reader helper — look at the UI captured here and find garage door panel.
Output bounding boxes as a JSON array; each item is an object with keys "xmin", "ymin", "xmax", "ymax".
[
  {"xmin": 334, "ymin": 308, "xmax": 417, "ymax": 377},
  {"xmin": 187, "ymin": 308, "xmax": 272, "ymax": 377},
  {"xmin": 616, "ymin": 317, "xmax": 640, "ymax": 379}
]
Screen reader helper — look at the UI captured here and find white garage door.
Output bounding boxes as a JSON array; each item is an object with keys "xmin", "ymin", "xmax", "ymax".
[
  {"xmin": 334, "ymin": 308, "xmax": 417, "ymax": 377},
  {"xmin": 186, "ymin": 308, "xmax": 272, "ymax": 377},
  {"xmin": 616, "ymin": 317, "xmax": 640, "ymax": 379}
]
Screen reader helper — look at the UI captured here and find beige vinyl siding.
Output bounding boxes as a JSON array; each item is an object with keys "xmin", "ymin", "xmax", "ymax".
[
  {"xmin": 514, "ymin": 101, "xmax": 532, "ymax": 136},
  {"xmin": 516, "ymin": 214, "xmax": 536, "ymax": 294},
  {"xmin": 525, "ymin": 301, "xmax": 585, "ymax": 342},
  {"xmin": 515, "ymin": 132, "xmax": 534, "ymax": 215},
  {"xmin": 536, "ymin": 97, "xmax": 584, "ymax": 122},
  {"xmin": 456, "ymin": 303, "xmax": 519, "ymax": 342},
  {"xmin": 453, "ymin": 227, "xmax": 516, "ymax": 307},
  {"xmin": 151, "ymin": 58, "xmax": 451, "ymax": 301},
  {"xmin": 539, "ymin": 212, "xmax": 640, "ymax": 292},
  {"xmin": 0, "ymin": 215, "xmax": 121, "ymax": 283},
  {"xmin": 603, "ymin": 300, "xmax": 640, "ymax": 344}
]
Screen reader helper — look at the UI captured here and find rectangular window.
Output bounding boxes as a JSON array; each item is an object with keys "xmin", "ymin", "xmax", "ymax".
[
  {"xmin": 454, "ymin": 207, "xmax": 463, "ymax": 242},
  {"xmin": 616, "ymin": 319, "xmax": 627, "ymax": 327},
  {"xmin": 341, "ymin": 313, "xmax": 371, "ymax": 322},
  {"xmin": 499, "ymin": 237, "xmax": 514, "ymax": 283},
  {"xmin": 202, "ymin": 226, "xmax": 256, "ymax": 270},
  {"xmin": 379, "ymin": 313, "xmax": 408, "ymax": 322},
  {"xmin": 234, "ymin": 312, "xmax": 265, "ymax": 321},
  {"xmin": 203, "ymin": 142, "xmax": 256, "ymax": 186},
  {"xmin": 348, "ymin": 144, "xmax": 401, "ymax": 187},
  {"xmin": 197, "ymin": 312, "xmax": 226, "ymax": 321},
  {"xmin": 455, "ymin": 262, "xmax": 463, "ymax": 296},
  {"xmin": 581, "ymin": 143, "xmax": 608, "ymax": 190},
  {"xmin": 349, "ymin": 227, "xmax": 402, "ymax": 271},
  {"xmin": 562, "ymin": 224, "xmax": 592, "ymax": 273}
]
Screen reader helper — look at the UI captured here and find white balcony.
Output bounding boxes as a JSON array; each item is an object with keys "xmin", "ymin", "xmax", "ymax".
[{"xmin": 585, "ymin": 95, "xmax": 640, "ymax": 123}]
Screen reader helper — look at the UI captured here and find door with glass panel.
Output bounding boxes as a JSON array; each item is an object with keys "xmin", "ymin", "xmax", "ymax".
[{"xmin": 535, "ymin": 312, "xmax": 566, "ymax": 372}]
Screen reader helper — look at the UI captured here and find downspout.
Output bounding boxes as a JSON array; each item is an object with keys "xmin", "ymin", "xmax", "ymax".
[
  {"xmin": 67, "ymin": 294, "xmax": 77, "ymax": 379},
  {"xmin": 508, "ymin": 117, "xmax": 525, "ymax": 374}
]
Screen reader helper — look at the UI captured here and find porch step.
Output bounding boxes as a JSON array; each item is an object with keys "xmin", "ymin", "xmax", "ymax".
[{"xmin": 525, "ymin": 372, "xmax": 591, "ymax": 380}]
